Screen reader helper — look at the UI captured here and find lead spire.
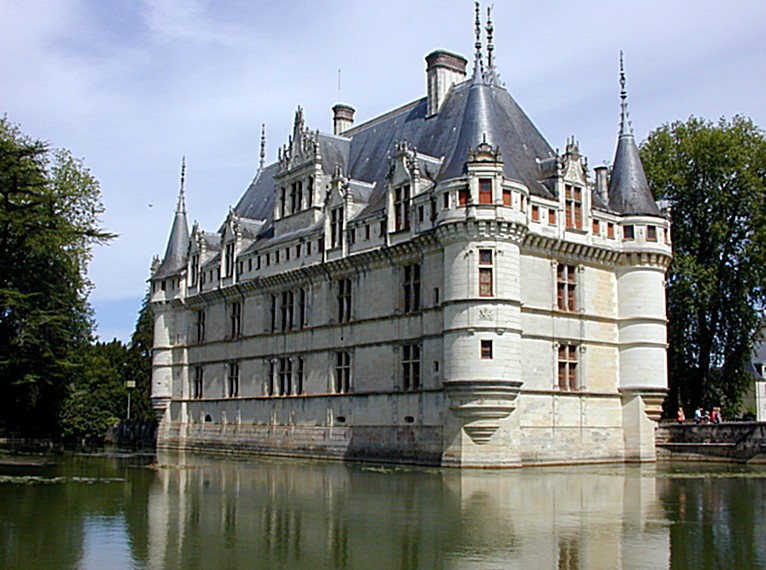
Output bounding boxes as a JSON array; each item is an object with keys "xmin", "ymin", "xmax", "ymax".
[
  {"xmin": 177, "ymin": 156, "xmax": 187, "ymax": 213},
  {"xmin": 484, "ymin": 5, "xmax": 502, "ymax": 86},
  {"xmin": 473, "ymin": 1, "xmax": 484, "ymax": 80},
  {"xmin": 259, "ymin": 124, "xmax": 266, "ymax": 170},
  {"xmin": 619, "ymin": 51, "xmax": 633, "ymax": 137}
]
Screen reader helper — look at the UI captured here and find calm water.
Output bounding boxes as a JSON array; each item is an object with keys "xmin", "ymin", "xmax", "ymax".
[{"xmin": 0, "ymin": 451, "xmax": 765, "ymax": 570}]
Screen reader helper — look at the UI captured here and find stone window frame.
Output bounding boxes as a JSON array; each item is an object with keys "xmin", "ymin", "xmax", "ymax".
[
  {"xmin": 478, "ymin": 248, "xmax": 494, "ymax": 297},
  {"xmin": 403, "ymin": 263, "xmax": 422, "ymax": 313},
  {"xmin": 227, "ymin": 362, "xmax": 240, "ymax": 398},
  {"xmin": 564, "ymin": 184, "xmax": 583, "ymax": 230},
  {"xmin": 394, "ymin": 184, "xmax": 411, "ymax": 231},
  {"xmin": 557, "ymin": 343, "xmax": 579, "ymax": 391},
  {"xmin": 402, "ymin": 343, "xmax": 422, "ymax": 391},
  {"xmin": 192, "ymin": 366, "xmax": 204, "ymax": 399},
  {"xmin": 334, "ymin": 351, "xmax": 352, "ymax": 394},
  {"xmin": 556, "ymin": 263, "xmax": 577, "ymax": 312}
]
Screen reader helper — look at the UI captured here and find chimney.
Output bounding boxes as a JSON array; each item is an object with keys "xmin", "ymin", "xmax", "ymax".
[
  {"xmin": 426, "ymin": 50, "xmax": 468, "ymax": 117},
  {"xmin": 332, "ymin": 104, "xmax": 355, "ymax": 135},
  {"xmin": 594, "ymin": 165, "xmax": 609, "ymax": 205}
]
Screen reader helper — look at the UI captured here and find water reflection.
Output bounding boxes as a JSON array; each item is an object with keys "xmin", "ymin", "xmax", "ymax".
[{"xmin": 0, "ymin": 452, "xmax": 765, "ymax": 569}]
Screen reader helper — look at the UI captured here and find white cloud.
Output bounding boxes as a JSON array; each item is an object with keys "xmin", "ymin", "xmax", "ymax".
[{"xmin": 3, "ymin": 0, "xmax": 766, "ymax": 340}]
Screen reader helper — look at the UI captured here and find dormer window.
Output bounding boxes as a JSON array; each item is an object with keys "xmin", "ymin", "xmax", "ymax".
[
  {"xmin": 479, "ymin": 178, "xmax": 492, "ymax": 204},
  {"xmin": 307, "ymin": 176, "xmax": 314, "ymax": 207},
  {"xmin": 279, "ymin": 187, "xmax": 287, "ymax": 218},
  {"xmin": 190, "ymin": 254, "xmax": 199, "ymax": 286},
  {"xmin": 331, "ymin": 207, "xmax": 343, "ymax": 248},
  {"xmin": 564, "ymin": 184, "xmax": 582, "ymax": 230},
  {"xmin": 394, "ymin": 185, "xmax": 411, "ymax": 231},
  {"xmin": 290, "ymin": 180, "xmax": 302, "ymax": 213},
  {"xmin": 225, "ymin": 242, "xmax": 235, "ymax": 277}
]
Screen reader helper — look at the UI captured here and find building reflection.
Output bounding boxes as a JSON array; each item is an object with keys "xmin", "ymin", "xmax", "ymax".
[{"xmin": 141, "ymin": 452, "xmax": 673, "ymax": 569}]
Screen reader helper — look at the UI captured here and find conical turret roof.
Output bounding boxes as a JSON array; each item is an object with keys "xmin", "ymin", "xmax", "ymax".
[
  {"xmin": 154, "ymin": 168, "xmax": 190, "ymax": 279},
  {"xmin": 607, "ymin": 54, "xmax": 660, "ymax": 216}
]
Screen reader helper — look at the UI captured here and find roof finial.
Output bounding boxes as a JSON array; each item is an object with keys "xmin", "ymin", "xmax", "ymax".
[
  {"xmin": 177, "ymin": 156, "xmax": 186, "ymax": 213},
  {"xmin": 619, "ymin": 50, "xmax": 633, "ymax": 137},
  {"xmin": 473, "ymin": 1, "xmax": 484, "ymax": 79},
  {"xmin": 486, "ymin": 5, "xmax": 494, "ymax": 71},
  {"xmin": 259, "ymin": 123, "xmax": 266, "ymax": 170}
]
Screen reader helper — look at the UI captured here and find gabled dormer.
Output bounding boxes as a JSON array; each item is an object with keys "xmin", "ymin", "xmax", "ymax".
[
  {"xmin": 273, "ymin": 107, "xmax": 326, "ymax": 236},
  {"xmin": 559, "ymin": 138, "xmax": 590, "ymax": 233},
  {"xmin": 386, "ymin": 141, "xmax": 424, "ymax": 235},
  {"xmin": 465, "ymin": 137, "xmax": 505, "ymax": 207},
  {"xmin": 323, "ymin": 165, "xmax": 349, "ymax": 260}
]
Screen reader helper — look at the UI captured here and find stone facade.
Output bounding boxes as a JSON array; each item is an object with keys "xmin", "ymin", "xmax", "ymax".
[{"xmin": 149, "ymin": 13, "xmax": 671, "ymax": 467}]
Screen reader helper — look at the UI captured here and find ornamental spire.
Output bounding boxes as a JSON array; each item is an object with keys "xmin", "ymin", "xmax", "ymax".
[
  {"xmin": 259, "ymin": 124, "xmax": 266, "ymax": 171},
  {"xmin": 473, "ymin": 1, "xmax": 484, "ymax": 80},
  {"xmin": 177, "ymin": 156, "xmax": 186, "ymax": 213},
  {"xmin": 484, "ymin": 5, "xmax": 502, "ymax": 86},
  {"xmin": 619, "ymin": 50, "xmax": 633, "ymax": 138}
]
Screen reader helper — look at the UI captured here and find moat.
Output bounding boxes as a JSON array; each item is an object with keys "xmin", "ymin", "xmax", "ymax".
[{"xmin": 1, "ymin": 451, "xmax": 765, "ymax": 569}]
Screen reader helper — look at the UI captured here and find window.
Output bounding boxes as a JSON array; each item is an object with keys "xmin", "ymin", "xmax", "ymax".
[
  {"xmin": 331, "ymin": 207, "xmax": 343, "ymax": 248},
  {"xmin": 481, "ymin": 340, "xmax": 493, "ymax": 359},
  {"xmin": 307, "ymin": 176, "xmax": 314, "ymax": 207},
  {"xmin": 564, "ymin": 184, "xmax": 583, "ymax": 229},
  {"xmin": 285, "ymin": 247, "xmax": 290, "ymax": 261},
  {"xmin": 270, "ymin": 294, "xmax": 277, "ymax": 332},
  {"xmin": 267, "ymin": 360, "xmax": 275, "ymax": 396},
  {"xmin": 229, "ymin": 301, "xmax": 242, "ymax": 339},
  {"xmin": 607, "ymin": 222, "xmax": 615, "ymax": 239},
  {"xmin": 479, "ymin": 249, "xmax": 493, "ymax": 297},
  {"xmin": 647, "ymin": 225, "xmax": 657, "ymax": 242},
  {"xmin": 531, "ymin": 205, "xmax": 540, "ymax": 221},
  {"xmin": 297, "ymin": 287, "xmax": 307, "ymax": 329},
  {"xmin": 290, "ymin": 180, "xmax": 302, "ymax": 213},
  {"xmin": 337, "ymin": 278, "xmax": 352, "ymax": 323},
  {"xmin": 365, "ymin": 224, "xmax": 371, "ymax": 240},
  {"xmin": 418, "ymin": 205, "xmax": 424, "ymax": 223},
  {"xmin": 295, "ymin": 357, "xmax": 304, "ymax": 395},
  {"xmin": 558, "ymin": 344, "xmax": 578, "ymax": 391},
  {"xmin": 192, "ymin": 366, "xmax": 204, "ymax": 399},
  {"xmin": 307, "ymin": 241, "xmax": 312, "ymax": 256},
  {"xmin": 402, "ymin": 344, "xmax": 421, "ymax": 391},
  {"xmin": 335, "ymin": 351, "xmax": 351, "ymax": 393},
  {"xmin": 195, "ymin": 310, "xmax": 206, "ymax": 343},
  {"xmin": 280, "ymin": 290, "xmax": 294, "ymax": 331},
  {"xmin": 443, "ymin": 193, "xmax": 449, "ymax": 209},
  {"xmin": 190, "ymin": 254, "xmax": 199, "ymax": 286},
  {"xmin": 227, "ymin": 362, "xmax": 239, "ymax": 398},
  {"xmin": 403, "ymin": 264, "xmax": 421, "ymax": 313},
  {"xmin": 458, "ymin": 188, "xmax": 469, "ymax": 206},
  {"xmin": 296, "ymin": 244, "xmax": 301, "ymax": 258},
  {"xmin": 349, "ymin": 228, "xmax": 356, "ymax": 245},
  {"xmin": 557, "ymin": 263, "xmax": 577, "ymax": 312},
  {"xmin": 548, "ymin": 209, "xmax": 556, "ymax": 225},
  {"xmin": 279, "ymin": 187, "xmax": 286, "ymax": 217},
  {"xmin": 502, "ymin": 189, "xmax": 512, "ymax": 206},
  {"xmin": 479, "ymin": 178, "xmax": 492, "ymax": 204},
  {"xmin": 433, "ymin": 287, "xmax": 440, "ymax": 305},
  {"xmin": 379, "ymin": 220, "xmax": 386, "ymax": 237},
  {"xmin": 592, "ymin": 220, "xmax": 600, "ymax": 236},
  {"xmin": 278, "ymin": 357, "xmax": 292, "ymax": 396},
  {"xmin": 394, "ymin": 184, "xmax": 411, "ymax": 231},
  {"xmin": 623, "ymin": 225, "xmax": 635, "ymax": 240}
]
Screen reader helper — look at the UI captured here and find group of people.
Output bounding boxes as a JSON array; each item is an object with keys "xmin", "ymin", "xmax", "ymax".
[{"xmin": 676, "ymin": 406, "xmax": 723, "ymax": 424}]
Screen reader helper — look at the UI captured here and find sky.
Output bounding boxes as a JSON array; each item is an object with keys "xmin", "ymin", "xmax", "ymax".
[{"xmin": 2, "ymin": 0, "xmax": 765, "ymax": 342}]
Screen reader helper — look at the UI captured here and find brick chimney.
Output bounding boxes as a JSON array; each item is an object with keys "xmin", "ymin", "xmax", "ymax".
[
  {"xmin": 332, "ymin": 104, "xmax": 355, "ymax": 135},
  {"xmin": 425, "ymin": 50, "xmax": 468, "ymax": 117}
]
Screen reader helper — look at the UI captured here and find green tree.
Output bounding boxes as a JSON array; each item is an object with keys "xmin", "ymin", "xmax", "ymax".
[
  {"xmin": 123, "ymin": 291, "xmax": 154, "ymax": 421},
  {"xmin": 59, "ymin": 340, "xmax": 128, "ymax": 444},
  {"xmin": 0, "ymin": 118, "xmax": 112, "ymax": 437},
  {"xmin": 641, "ymin": 116, "xmax": 766, "ymax": 416}
]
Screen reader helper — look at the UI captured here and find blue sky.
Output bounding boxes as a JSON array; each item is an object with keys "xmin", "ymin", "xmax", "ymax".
[{"xmin": 2, "ymin": 0, "xmax": 765, "ymax": 342}]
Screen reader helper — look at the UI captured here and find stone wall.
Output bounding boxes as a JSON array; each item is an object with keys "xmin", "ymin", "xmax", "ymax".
[{"xmin": 656, "ymin": 422, "xmax": 766, "ymax": 463}]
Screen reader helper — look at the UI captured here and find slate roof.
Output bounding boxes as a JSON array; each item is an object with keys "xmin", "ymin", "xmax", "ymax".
[
  {"xmin": 154, "ymin": 191, "xmax": 190, "ymax": 279},
  {"xmin": 233, "ymin": 72, "xmax": 561, "ymax": 228}
]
